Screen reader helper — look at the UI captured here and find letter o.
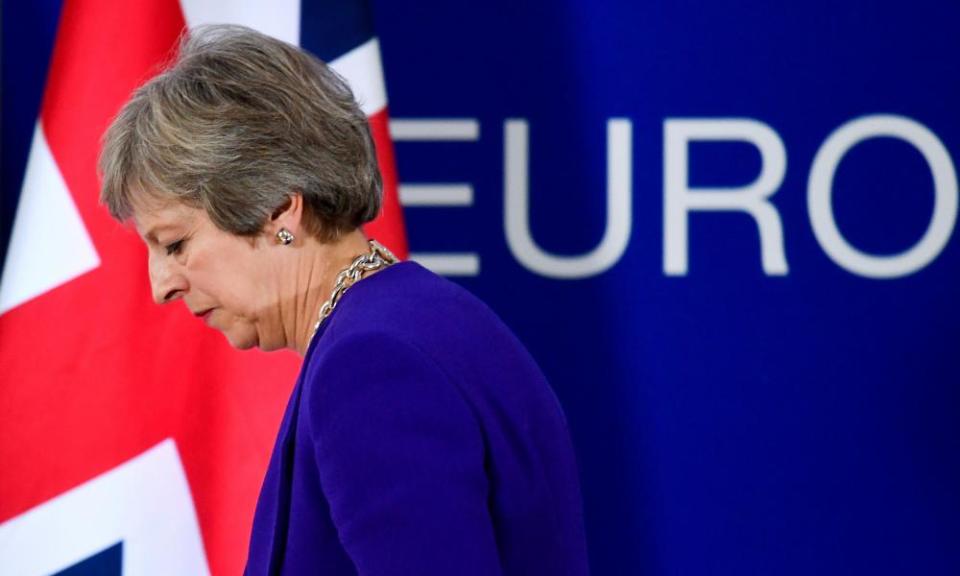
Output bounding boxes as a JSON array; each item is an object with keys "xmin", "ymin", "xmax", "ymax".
[{"xmin": 808, "ymin": 114, "xmax": 957, "ymax": 278}]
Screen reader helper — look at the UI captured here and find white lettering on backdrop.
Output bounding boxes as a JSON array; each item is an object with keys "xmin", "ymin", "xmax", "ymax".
[{"xmin": 391, "ymin": 114, "xmax": 957, "ymax": 280}]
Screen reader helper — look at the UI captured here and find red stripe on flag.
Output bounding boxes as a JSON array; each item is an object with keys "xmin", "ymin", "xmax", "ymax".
[{"xmin": 365, "ymin": 107, "xmax": 409, "ymax": 259}]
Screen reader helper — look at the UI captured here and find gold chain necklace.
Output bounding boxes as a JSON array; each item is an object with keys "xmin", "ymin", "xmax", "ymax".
[{"xmin": 307, "ymin": 239, "xmax": 397, "ymax": 343}]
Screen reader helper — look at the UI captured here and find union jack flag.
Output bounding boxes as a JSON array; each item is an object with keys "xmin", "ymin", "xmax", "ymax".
[{"xmin": 0, "ymin": 1, "xmax": 406, "ymax": 574}]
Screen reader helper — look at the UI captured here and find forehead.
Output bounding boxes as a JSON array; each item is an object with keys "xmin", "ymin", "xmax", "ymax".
[{"xmin": 132, "ymin": 199, "xmax": 205, "ymax": 242}]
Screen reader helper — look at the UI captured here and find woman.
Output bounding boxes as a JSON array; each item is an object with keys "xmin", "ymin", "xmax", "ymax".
[{"xmin": 100, "ymin": 25, "xmax": 589, "ymax": 575}]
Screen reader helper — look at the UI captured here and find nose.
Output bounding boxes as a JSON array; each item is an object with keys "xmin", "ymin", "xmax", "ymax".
[{"xmin": 148, "ymin": 250, "xmax": 187, "ymax": 305}]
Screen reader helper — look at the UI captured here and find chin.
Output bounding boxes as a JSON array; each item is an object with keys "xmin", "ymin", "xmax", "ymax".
[
  {"xmin": 230, "ymin": 338, "xmax": 259, "ymax": 351},
  {"xmin": 222, "ymin": 328, "xmax": 259, "ymax": 350}
]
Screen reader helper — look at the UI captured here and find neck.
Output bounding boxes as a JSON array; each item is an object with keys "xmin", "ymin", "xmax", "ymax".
[{"xmin": 286, "ymin": 230, "xmax": 373, "ymax": 355}]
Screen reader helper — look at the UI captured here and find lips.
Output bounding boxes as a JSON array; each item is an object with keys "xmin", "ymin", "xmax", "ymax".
[{"xmin": 192, "ymin": 308, "xmax": 214, "ymax": 323}]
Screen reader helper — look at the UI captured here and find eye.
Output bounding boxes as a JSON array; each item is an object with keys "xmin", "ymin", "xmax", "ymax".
[{"xmin": 165, "ymin": 239, "xmax": 185, "ymax": 256}]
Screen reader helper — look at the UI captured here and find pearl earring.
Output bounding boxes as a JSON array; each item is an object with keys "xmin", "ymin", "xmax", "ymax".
[{"xmin": 276, "ymin": 228, "xmax": 295, "ymax": 245}]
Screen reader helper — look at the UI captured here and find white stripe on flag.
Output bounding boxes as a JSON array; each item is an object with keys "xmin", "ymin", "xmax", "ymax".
[
  {"xmin": 330, "ymin": 38, "xmax": 388, "ymax": 116},
  {"xmin": 176, "ymin": 2, "xmax": 385, "ymax": 116},
  {"xmin": 0, "ymin": 123, "xmax": 100, "ymax": 315},
  {"xmin": 0, "ymin": 440, "xmax": 209, "ymax": 576},
  {"xmin": 179, "ymin": 0, "xmax": 302, "ymax": 46}
]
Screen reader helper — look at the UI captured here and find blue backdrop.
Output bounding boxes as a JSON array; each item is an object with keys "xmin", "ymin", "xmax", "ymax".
[{"xmin": 4, "ymin": 2, "xmax": 959, "ymax": 574}]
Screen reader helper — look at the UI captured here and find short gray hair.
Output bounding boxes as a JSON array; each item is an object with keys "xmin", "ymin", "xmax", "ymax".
[{"xmin": 99, "ymin": 24, "xmax": 382, "ymax": 241}]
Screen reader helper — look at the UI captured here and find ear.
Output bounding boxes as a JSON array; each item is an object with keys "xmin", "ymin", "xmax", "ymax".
[{"xmin": 264, "ymin": 193, "xmax": 304, "ymax": 239}]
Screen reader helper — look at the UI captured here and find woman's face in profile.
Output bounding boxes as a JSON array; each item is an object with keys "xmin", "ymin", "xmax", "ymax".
[{"xmin": 133, "ymin": 200, "xmax": 284, "ymax": 350}]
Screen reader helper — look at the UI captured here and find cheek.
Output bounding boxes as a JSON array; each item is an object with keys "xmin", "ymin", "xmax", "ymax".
[{"xmin": 191, "ymin": 250, "xmax": 271, "ymax": 318}]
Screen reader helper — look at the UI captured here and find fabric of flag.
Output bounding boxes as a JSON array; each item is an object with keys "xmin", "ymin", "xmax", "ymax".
[{"xmin": 0, "ymin": 1, "xmax": 406, "ymax": 574}]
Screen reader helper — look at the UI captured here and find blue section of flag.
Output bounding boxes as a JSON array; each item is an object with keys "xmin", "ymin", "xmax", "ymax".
[
  {"xmin": 52, "ymin": 542, "xmax": 122, "ymax": 576},
  {"xmin": 0, "ymin": 0, "xmax": 61, "ymax": 267},
  {"xmin": 300, "ymin": 0, "xmax": 375, "ymax": 61}
]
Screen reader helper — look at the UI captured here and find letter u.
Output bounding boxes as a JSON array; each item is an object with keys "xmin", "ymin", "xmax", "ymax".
[{"xmin": 504, "ymin": 119, "xmax": 633, "ymax": 279}]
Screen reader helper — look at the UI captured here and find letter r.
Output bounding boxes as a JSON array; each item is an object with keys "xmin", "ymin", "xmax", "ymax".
[{"xmin": 663, "ymin": 118, "xmax": 789, "ymax": 276}]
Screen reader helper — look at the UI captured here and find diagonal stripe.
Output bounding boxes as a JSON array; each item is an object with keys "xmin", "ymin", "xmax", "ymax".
[
  {"xmin": 0, "ymin": 123, "xmax": 100, "ymax": 315},
  {"xmin": 329, "ymin": 38, "xmax": 388, "ymax": 116},
  {"xmin": 0, "ymin": 440, "xmax": 209, "ymax": 576}
]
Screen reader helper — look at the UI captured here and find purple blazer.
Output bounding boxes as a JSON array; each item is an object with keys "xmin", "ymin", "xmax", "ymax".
[{"xmin": 245, "ymin": 262, "xmax": 590, "ymax": 575}]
